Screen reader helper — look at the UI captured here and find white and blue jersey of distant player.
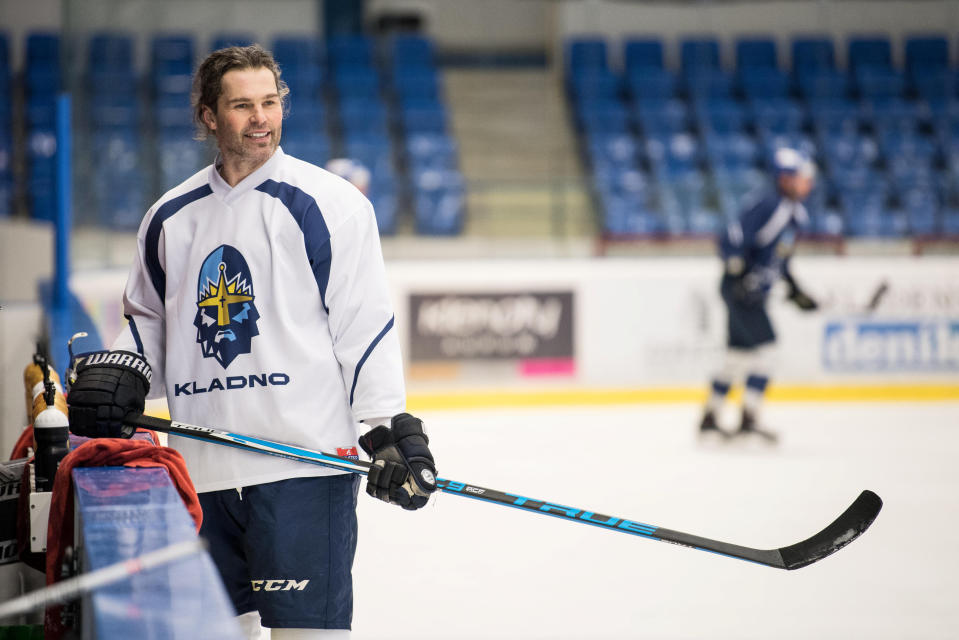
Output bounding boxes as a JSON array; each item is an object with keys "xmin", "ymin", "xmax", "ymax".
[{"xmin": 718, "ymin": 148, "xmax": 816, "ymax": 298}]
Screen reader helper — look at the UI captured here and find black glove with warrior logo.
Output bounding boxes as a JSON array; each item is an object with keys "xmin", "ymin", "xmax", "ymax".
[
  {"xmin": 67, "ymin": 350, "xmax": 152, "ymax": 439},
  {"xmin": 359, "ymin": 413, "xmax": 437, "ymax": 511}
]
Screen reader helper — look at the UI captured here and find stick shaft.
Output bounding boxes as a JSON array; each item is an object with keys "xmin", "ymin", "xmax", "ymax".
[
  {"xmin": 0, "ymin": 539, "xmax": 205, "ymax": 620},
  {"xmin": 132, "ymin": 415, "xmax": 879, "ymax": 570}
]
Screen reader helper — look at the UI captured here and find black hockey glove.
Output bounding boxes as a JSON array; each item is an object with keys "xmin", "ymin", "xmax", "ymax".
[
  {"xmin": 787, "ymin": 283, "xmax": 818, "ymax": 311},
  {"xmin": 728, "ymin": 273, "xmax": 764, "ymax": 308},
  {"xmin": 359, "ymin": 413, "xmax": 436, "ymax": 511},
  {"xmin": 67, "ymin": 350, "xmax": 151, "ymax": 439}
]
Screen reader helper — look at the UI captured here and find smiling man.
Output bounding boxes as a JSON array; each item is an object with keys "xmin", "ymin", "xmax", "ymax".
[{"xmin": 66, "ymin": 45, "xmax": 436, "ymax": 640}]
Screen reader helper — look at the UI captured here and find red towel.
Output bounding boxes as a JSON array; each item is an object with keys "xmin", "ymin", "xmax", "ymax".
[{"xmin": 13, "ymin": 426, "xmax": 166, "ymax": 575}]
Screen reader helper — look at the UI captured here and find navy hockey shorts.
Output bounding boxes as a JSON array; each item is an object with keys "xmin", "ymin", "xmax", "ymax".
[
  {"xmin": 198, "ymin": 474, "xmax": 360, "ymax": 629},
  {"xmin": 720, "ymin": 275, "xmax": 776, "ymax": 349}
]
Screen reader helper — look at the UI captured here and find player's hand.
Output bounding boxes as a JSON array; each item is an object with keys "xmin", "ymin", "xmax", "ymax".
[
  {"xmin": 359, "ymin": 413, "xmax": 436, "ymax": 511},
  {"xmin": 67, "ymin": 351, "xmax": 151, "ymax": 439},
  {"xmin": 729, "ymin": 274, "xmax": 764, "ymax": 308},
  {"xmin": 787, "ymin": 284, "xmax": 819, "ymax": 312}
]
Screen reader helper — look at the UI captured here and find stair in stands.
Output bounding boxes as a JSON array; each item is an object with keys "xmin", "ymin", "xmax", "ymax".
[{"xmin": 443, "ymin": 69, "xmax": 593, "ymax": 237}]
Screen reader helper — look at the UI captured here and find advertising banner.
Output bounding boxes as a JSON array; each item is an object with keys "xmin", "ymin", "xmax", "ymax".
[{"xmin": 409, "ymin": 291, "xmax": 574, "ymax": 362}]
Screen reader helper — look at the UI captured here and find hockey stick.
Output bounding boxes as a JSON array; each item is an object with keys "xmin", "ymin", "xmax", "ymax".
[
  {"xmin": 0, "ymin": 539, "xmax": 206, "ymax": 620},
  {"xmin": 129, "ymin": 414, "xmax": 882, "ymax": 570}
]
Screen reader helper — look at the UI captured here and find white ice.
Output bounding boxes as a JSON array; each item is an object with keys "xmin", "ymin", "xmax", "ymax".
[{"xmin": 349, "ymin": 401, "xmax": 959, "ymax": 640}]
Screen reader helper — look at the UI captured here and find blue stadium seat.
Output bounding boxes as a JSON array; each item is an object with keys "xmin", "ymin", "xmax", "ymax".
[
  {"xmin": 695, "ymin": 98, "xmax": 748, "ymax": 134},
  {"xmin": 578, "ymin": 101, "xmax": 631, "ymax": 134},
  {"xmin": 796, "ymin": 69, "xmax": 850, "ymax": 100},
  {"xmin": 864, "ymin": 97, "xmax": 922, "ymax": 132},
  {"xmin": 285, "ymin": 101, "xmax": 328, "ymax": 135},
  {"xmin": 390, "ymin": 34, "xmax": 436, "ymax": 69},
  {"xmin": 400, "ymin": 102, "xmax": 447, "ymax": 134},
  {"xmin": 749, "ymin": 97, "xmax": 805, "ymax": 135},
  {"xmin": 281, "ymin": 132, "xmax": 331, "ymax": 167},
  {"xmin": 736, "ymin": 38, "xmax": 778, "ymax": 70},
  {"xmin": 623, "ymin": 38, "xmax": 664, "ymax": 72},
  {"xmin": 211, "ymin": 32, "xmax": 256, "ymax": 51},
  {"xmin": 406, "ymin": 132, "xmax": 459, "ymax": 171},
  {"xmin": 284, "ymin": 67, "xmax": 325, "ymax": 106},
  {"xmin": 151, "ymin": 34, "xmax": 194, "ymax": 100},
  {"xmin": 154, "ymin": 94, "xmax": 192, "ymax": 129},
  {"xmin": 272, "ymin": 35, "xmax": 323, "ymax": 72},
  {"xmin": 344, "ymin": 133, "xmax": 394, "ymax": 175},
  {"xmin": 569, "ymin": 69, "xmax": 623, "ymax": 101},
  {"xmin": 808, "ymin": 98, "xmax": 861, "ymax": 135},
  {"xmin": 912, "ymin": 69, "xmax": 956, "ymax": 103},
  {"xmin": 703, "ymin": 132, "xmax": 760, "ymax": 169},
  {"xmin": 942, "ymin": 207, "xmax": 959, "ymax": 235},
  {"xmin": 644, "ymin": 132, "xmax": 701, "ymax": 174},
  {"xmin": 680, "ymin": 37, "xmax": 721, "ymax": 78},
  {"xmin": 338, "ymin": 97, "xmax": 389, "ymax": 135},
  {"xmin": 820, "ymin": 133, "xmax": 880, "ymax": 170},
  {"xmin": 899, "ymin": 188, "xmax": 940, "ymax": 235},
  {"xmin": 151, "ymin": 34, "xmax": 194, "ymax": 76},
  {"xmin": 624, "ymin": 69, "xmax": 678, "ymax": 102},
  {"xmin": 91, "ymin": 127, "xmax": 145, "ymax": 228},
  {"xmin": 27, "ymin": 32, "xmax": 60, "ymax": 66},
  {"xmin": 594, "ymin": 163, "xmax": 649, "ymax": 198},
  {"xmin": 368, "ymin": 186, "xmax": 398, "ymax": 235},
  {"xmin": 334, "ymin": 66, "xmax": 381, "ymax": 100},
  {"xmin": 658, "ymin": 169, "xmax": 711, "ymax": 234},
  {"xmin": 392, "ymin": 68, "xmax": 442, "ymax": 102},
  {"xmin": 739, "ymin": 68, "xmax": 791, "ymax": 99},
  {"xmin": 855, "ymin": 68, "xmax": 906, "ymax": 100},
  {"xmin": 88, "ymin": 32, "xmax": 135, "ymax": 71},
  {"xmin": 327, "ymin": 35, "xmax": 376, "ymax": 69},
  {"xmin": 91, "ymin": 101, "xmax": 140, "ymax": 128},
  {"xmin": 848, "ymin": 36, "xmax": 893, "ymax": 75},
  {"xmin": 632, "ymin": 98, "xmax": 690, "ymax": 135},
  {"xmin": 566, "ymin": 37, "xmax": 609, "ymax": 74},
  {"xmin": 157, "ymin": 127, "xmax": 204, "ymax": 193},
  {"xmin": 685, "ymin": 70, "xmax": 735, "ymax": 100},
  {"xmin": 89, "ymin": 70, "xmax": 138, "ymax": 97},
  {"xmin": 26, "ymin": 32, "xmax": 61, "ymax": 97},
  {"xmin": 413, "ymin": 169, "xmax": 466, "ymax": 235},
  {"xmin": 601, "ymin": 190, "xmax": 664, "ymax": 236},
  {"xmin": 792, "ymin": 37, "xmax": 835, "ymax": 74},
  {"xmin": 840, "ymin": 190, "xmax": 902, "ymax": 238},
  {"xmin": 904, "ymin": 35, "xmax": 949, "ymax": 81}
]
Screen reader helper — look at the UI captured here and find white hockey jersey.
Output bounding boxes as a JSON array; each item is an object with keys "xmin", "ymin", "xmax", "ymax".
[{"xmin": 112, "ymin": 147, "xmax": 406, "ymax": 492}]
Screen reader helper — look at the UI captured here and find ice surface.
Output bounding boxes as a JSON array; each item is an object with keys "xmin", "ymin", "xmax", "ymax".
[{"xmin": 351, "ymin": 402, "xmax": 959, "ymax": 639}]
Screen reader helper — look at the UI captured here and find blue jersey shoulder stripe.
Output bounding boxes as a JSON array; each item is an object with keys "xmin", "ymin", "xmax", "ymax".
[
  {"xmin": 350, "ymin": 315, "xmax": 395, "ymax": 406},
  {"xmin": 145, "ymin": 184, "xmax": 214, "ymax": 302},
  {"xmin": 255, "ymin": 179, "xmax": 332, "ymax": 310}
]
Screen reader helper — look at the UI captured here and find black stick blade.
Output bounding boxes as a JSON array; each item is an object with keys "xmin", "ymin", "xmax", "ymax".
[{"xmin": 778, "ymin": 490, "xmax": 883, "ymax": 570}]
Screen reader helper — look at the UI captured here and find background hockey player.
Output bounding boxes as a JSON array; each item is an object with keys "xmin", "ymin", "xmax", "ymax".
[
  {"xmin": 698, "ymin": 147, "xmax": 819, "ymax": 443},
  {"xmin": 66, "ymin": 44, "xmax": 436, "ymax": 639}
]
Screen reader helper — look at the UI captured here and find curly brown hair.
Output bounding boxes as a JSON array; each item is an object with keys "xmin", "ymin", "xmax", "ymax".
[{"xmin": 191, "ymin": 44, "xmax": 290, "ymax": 140}]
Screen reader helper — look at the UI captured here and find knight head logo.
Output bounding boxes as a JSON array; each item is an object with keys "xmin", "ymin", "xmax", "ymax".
[{"xmin": 194, "ymin": 245, "xmax": 260, "ymax": 368}]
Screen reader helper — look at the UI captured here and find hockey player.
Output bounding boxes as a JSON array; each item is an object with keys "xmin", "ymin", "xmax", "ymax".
[
  {"xmin": 66, "ymin": 45, "xmax": 435, "ymax": 639},
  {"xmin": 698, "ymin": 147, "xmax": 819, "ymax": 443}
]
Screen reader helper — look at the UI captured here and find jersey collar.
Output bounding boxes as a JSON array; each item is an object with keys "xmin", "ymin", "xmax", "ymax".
[{"xmin": 209, "ymin": 146, "xmax": 286, "ymax": 203}]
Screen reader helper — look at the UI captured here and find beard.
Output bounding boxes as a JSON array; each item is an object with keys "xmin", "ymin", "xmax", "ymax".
[{"xmin": 217, "ymin": 124, "xmax": 281, "ymax": 164}]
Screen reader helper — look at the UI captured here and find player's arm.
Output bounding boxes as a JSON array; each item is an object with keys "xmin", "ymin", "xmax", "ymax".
[
  {"xmin": 324, "ymin": 201, "xmax": 436, "ymax": 510},
  {"xmin": 68, "ymin": 217, "xmax": 166, "ymax": 438},
  {"xmin": 720, "ymin": 219, "xmax": 763, "ymax": 306},
  {"xmin": 781, "ymin": 257, "xmax": 818, "ymax": 312}
]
